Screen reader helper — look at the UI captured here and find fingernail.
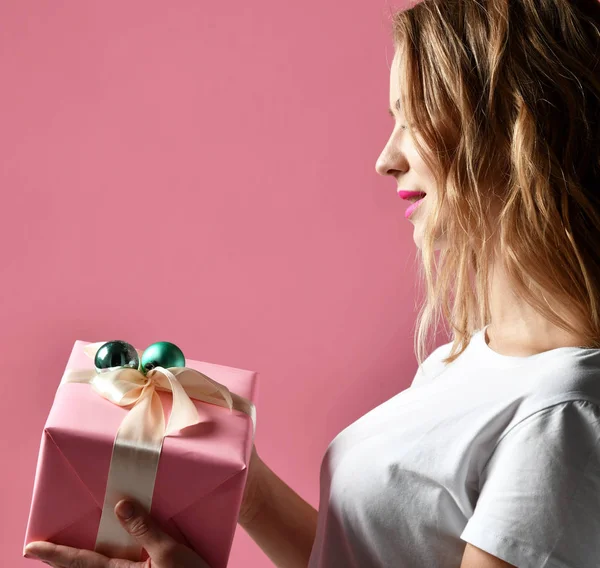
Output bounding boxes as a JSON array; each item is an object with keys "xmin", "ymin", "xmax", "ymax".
[
  {"xmin": 116, "ymin": 499, "xmax": 134, "ymax": 519},
  {"xmin": 24, "ymin": 545, "xmax": 39, "ymax": 558}
]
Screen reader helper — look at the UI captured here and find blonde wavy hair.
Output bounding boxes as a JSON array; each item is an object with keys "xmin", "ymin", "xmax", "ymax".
[{"xmin": 389, "ymin": 0, "xmax": 600, "ymax": 369}]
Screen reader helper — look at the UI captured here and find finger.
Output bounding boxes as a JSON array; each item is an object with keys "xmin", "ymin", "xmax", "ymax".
[
  {"xmin": 24, "ymin": 541, "xmax": 110, "ymax": 567},
  {"xmin": 115, "ymin": 499, "xmax": 176, "ymax": 561},
  {"xmin": 24, "ymin": 541, "xmax": 145, "ymax": 568}
]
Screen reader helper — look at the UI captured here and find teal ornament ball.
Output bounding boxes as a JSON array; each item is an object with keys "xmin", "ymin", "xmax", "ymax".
[
  {"xmin": 94, "ymin": 340, "xmax": 140, "ymax": 371},
  {"xmin": 141, "ymin": 341, "xmax": 185, "ymax": 373}
]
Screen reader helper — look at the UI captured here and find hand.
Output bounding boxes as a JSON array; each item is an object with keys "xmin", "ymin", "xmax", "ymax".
[{"xmin": 23, "ymin": 499, "xmax": 211, "ymax": 567}]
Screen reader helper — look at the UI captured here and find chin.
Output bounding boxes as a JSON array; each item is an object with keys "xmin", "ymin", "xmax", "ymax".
[{"xmin": 412, "ymin": 229, "xmax": 447, "ymax": 252}]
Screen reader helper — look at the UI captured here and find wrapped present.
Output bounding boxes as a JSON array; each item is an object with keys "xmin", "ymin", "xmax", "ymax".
[{"xmin": 23, "ymin": 339, "xmax": 258, "ymax": 568}]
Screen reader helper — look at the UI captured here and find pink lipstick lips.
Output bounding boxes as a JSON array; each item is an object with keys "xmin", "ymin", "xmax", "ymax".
[{"xmin": 397, "ymin": 190, "xmax": 427, "ymax": 219}]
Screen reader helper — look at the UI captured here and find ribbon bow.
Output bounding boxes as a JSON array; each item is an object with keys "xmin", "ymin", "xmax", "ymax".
[{"xmin": 60, "ymin": 341, "xmax": 256, "ymax": 561}]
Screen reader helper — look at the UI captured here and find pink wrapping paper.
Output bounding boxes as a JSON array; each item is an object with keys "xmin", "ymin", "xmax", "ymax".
[{"xmin": 23, "ymin": 340, "xmax": 259, "ymax": 568}]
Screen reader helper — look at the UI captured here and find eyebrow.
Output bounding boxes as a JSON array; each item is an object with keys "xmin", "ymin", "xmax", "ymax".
[{"xmin": 388, "ymin": 98, "xmax": 401, "ymax": 117}]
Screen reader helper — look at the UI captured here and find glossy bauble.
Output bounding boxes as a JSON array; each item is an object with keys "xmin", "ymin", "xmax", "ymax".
[
  {"xmin": 94, "ymin": 340, "xmax": 140, "ymax": 371},
  {"xmin": 141, "ymin": 341, "xmax": 185, "ymax": 374}
]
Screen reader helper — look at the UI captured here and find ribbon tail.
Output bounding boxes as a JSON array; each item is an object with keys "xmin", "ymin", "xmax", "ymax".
[
  {"xmin": 150, "ymin": 367, "xmax": 203, "ymax": 436},
  {"xmin": 172, "ymin": 368, "xmax": 257, "ymax": 438},
  {"xmin": 94, "ymin": 384, "xmax": 165, "ymax": 561}
]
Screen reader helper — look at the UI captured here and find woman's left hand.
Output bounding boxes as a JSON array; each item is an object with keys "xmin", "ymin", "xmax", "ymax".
[{"xmin": 23, "ymin": 498, "xmax": 212, "ymax": 567}]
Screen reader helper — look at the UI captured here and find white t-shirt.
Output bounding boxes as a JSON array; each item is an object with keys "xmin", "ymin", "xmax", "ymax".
[{"xmin": 307, "ymin": 325, "xmax": 600, "ymax": 567}]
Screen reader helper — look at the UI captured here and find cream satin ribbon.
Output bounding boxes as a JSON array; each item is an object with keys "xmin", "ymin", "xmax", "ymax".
[{"xmin": 60, "ymin": 341, "xmax": 257, "ymax": 561}]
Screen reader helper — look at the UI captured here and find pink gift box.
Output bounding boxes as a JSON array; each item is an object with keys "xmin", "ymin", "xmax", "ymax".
[{"xmin": 23, "ymin": 340, "xmax": 259, "ymax": 568}]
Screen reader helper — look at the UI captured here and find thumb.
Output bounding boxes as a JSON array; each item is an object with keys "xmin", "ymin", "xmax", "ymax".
[{"xmin": 115, "ymin": 499, "xmax": 175, "ymax": 559}]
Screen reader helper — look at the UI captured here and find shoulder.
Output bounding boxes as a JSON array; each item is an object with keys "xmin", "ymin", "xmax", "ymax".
[
  {"xmin": 486, "ymin": 398, "xmax": 600, "ymax": 467},
  {"xmin": 461, "ymin": 399, "xmax": 600, "ymax": 567},
  {"xmin": 411, "ymin": 341, "xmax": 453, "ymax": 387}
]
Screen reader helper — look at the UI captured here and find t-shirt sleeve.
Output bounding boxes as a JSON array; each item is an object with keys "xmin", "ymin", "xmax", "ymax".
[{"xmin": 460, "ymin": 399, "xmax": 600, "ymax": 568}]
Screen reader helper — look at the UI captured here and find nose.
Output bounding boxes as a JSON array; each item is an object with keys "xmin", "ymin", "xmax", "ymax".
[
  {"xmin": 375, "ymin": 156, "xmax": 399, "ymax": 177},
  {"xmin": 375, "ymin": 133, "xmax": 405, "ymax": 177}
]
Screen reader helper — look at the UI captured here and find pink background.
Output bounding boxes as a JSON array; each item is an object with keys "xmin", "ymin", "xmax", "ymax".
[{"xmin": 0, "ymin": 1, "xmax": 440, "ymax": 566}]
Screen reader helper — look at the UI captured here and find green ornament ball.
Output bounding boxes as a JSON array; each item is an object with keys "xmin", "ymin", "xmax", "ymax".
[
  {"xmin": 95, "ymin": 340, "xmax": 140, "ymax": 371},
  {"xmin": 141, "ymin": 341, "xmax": 185, "ymax": 373}
]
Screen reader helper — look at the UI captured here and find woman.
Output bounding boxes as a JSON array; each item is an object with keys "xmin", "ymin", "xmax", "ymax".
[{"xmin": 24, "ymin": 0, "xmax": 600, "ymax": 566}]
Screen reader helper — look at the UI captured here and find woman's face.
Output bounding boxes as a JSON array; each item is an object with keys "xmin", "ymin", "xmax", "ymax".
[{"xmin": 375, "ymin": 49, "xmax": 447, "ymax": 251}]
